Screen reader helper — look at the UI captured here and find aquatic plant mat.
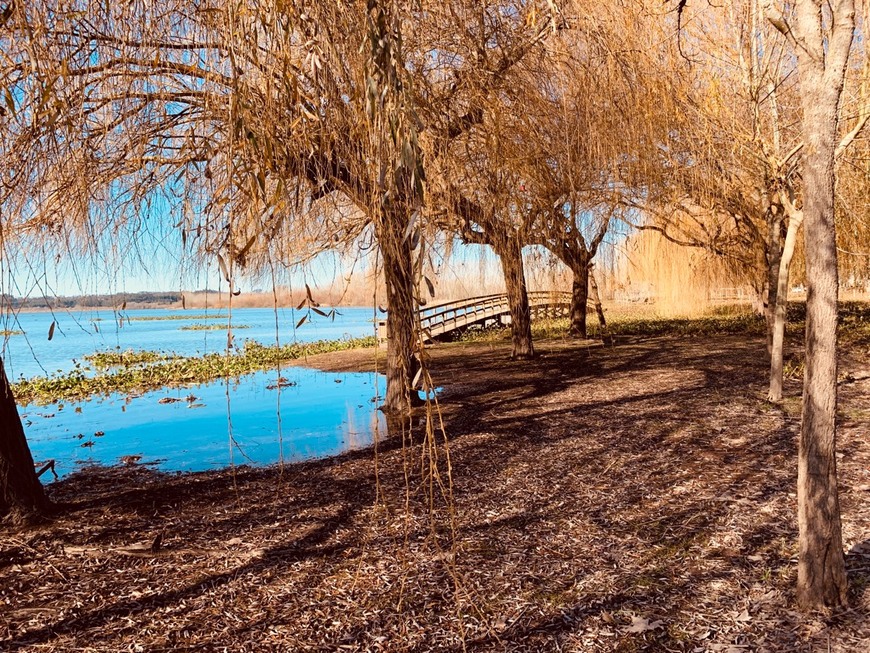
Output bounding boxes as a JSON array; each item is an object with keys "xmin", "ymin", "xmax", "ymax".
[
  {"xmin": 2, "ymin": 333, "xmax": 869, "ymax": 651},
  {"xmin": 13, "ymin": 336, "xmax": 377, "ymax": 406}
]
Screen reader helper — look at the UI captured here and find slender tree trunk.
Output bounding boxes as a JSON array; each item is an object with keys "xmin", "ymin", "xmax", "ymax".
[
  {"xmin": 568, "ymin": 261, "xmax": 589, "ymax": 339},
  {"xmin": 1, "ymin": 358, "xmax": 47, "ymax": 524},
  {"xmin": 793, "ymin": 44, "xmax": 849, "ymax": 609},
  {"xmin": 377, "ymin": 214, "xmax": 417, "ymax": 414},
  {"xmin": 495, "ymin": 236, "xmax": 534, "ymax": 359},
  {"xmin": 589, "ymin": 269, "xmax": 608, "ymax": 336},
  {"xmin": 764, "ymin": 210, "xmax": 784, "ymax": 354},
  {"xmin": 768, "ymin": 212, "xmax": 803, "ymax": 402}
]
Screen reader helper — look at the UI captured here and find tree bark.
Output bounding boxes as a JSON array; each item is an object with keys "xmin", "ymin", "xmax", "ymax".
[
  {"xmin": 764, "ymin": 210, "xmax": 784, "ymax": 355},
  {"xmin": 495, "ymin": 236, "xmax": 535, "ymax": 359},
  {"xmin": 568, "ymin": 261, "xmax": 589, "ymax": 339},
  {"xmin": 790, "ymin": 0, "xmax": 852, "ymax": 607},
  {"xmin": 768, "ymin": 211, "xmax": 803, "ymax": 402},
  {"xmin": 1, "ymin": 357, "xmax": 47, "ymax": 524},
  {"xmin": 377, "ymin": 213, "xmax": 418, "ymax": 414},
  {"xmin": 795, "ymin": 100, "xmax": 848, "ymax": 610},
  {"xmin": 589, "ymin": 269, "xmax": 608, "ymax": 336}
]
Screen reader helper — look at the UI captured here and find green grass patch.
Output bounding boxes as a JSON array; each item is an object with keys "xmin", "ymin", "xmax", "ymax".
[
  {"xmin": 13, "ymin": 336, "xmax": 377, "ymax": 406},
  {"xmin": 459, "ymin": 307, "xmax": 769, "ymax": 343},
  {"xmin": 459, "ymin": 299, "xmax": 870, "ymax": 344}
]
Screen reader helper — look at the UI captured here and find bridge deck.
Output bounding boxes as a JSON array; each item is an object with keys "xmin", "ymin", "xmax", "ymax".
[{"xmin": 377, "ymin": 291, "xmax": 572, "ymax": 343}]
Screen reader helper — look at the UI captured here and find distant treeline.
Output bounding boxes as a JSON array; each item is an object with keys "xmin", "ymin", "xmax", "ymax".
[{"xmin": 2, "ymin": 291, "xmax": 188, "ymax": 310}]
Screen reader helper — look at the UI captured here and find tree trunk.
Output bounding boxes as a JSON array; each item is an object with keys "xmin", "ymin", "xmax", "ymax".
[
  {"xmin": 589, "ymin": 269, "xmax": 608, "ymax": 337},
  {"xmin": 768, "ymin": 212, "xmax": 803, "ymax": 402},
  {"xmin": 792, "ymin": 24, "xmax": 850, "ymax": 608},
  {"xmin": 377, "ymin": 214, "xmax": 418, "ymax": 414},
  {"xmin": 1, "ymin": 357, "xmax": 47, "ymax": 524},
  {"xmin": 764, "ymin": 210, "xmax": 784, "ymax": 354},
  {"xmin": 568, "ymin": 261, "xmax": 589, "ymax": 339},
  {"xmin": 495, "ymin": 236, "xmax": 534, "ymax": 359}
]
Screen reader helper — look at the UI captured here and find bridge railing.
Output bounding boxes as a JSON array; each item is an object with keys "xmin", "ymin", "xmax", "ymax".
[
  {"xmin": 419, "ymin": 293, "xmax": 507, "ymax": 336},
  {"xmin": 419, "ymin": 290, "xmax": 572, "ymax": 338},
  {"xmin": 377, "ymin": 291, "xmax": 573, "ymax": 343}
]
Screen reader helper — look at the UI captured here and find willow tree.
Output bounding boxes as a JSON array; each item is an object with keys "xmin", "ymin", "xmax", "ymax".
[
  {"xmin": 620, "ymin": 2, "xmax": 797, "ymax": 327},
  {"xmin": 625, "ymin": 0, "xmax": 867, "ymax": 404},
  {"xmin": 443, "ymin": 183, "xmax": 538, "ymax": 360},
  {"xmin": 429, "ymin": 78, "xmax": 542, "ymax": 359},
  {"xmin": 512, "ymin": 43, "xmax": 634, "ymax": 339},
  {"xmin": 430, "ymin": 5, "xmax": 647, "ymax": 347},
  {"xmin": 1, "ymin": 0, "xmax": 566, "ymax": 422}
]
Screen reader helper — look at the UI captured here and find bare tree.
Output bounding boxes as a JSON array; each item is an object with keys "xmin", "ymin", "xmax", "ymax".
[{"xmin": 760, "ymin": 0, "xmax": 858, "ymax": 611}]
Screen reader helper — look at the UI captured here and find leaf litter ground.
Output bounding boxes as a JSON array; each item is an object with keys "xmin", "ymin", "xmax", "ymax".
[{"xmin": 1, "ymin": 332, "xmax": 869, "ymax": 652}]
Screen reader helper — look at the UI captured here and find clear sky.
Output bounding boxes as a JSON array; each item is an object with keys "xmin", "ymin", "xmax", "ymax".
[{"xmin": 0, "ymin": 228, "xmax": 529, "ymax": 303}]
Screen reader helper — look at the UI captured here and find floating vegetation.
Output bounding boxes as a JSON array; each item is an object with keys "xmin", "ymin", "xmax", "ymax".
[
  {"xmin": 13, "ymin": 336, "xmax": 377, "ymax": 406},
  {"xmin": 179, "ymin": 323, "xmax": 251, "ymax": 331},
  {"xmin": 1, "ymin": 329, "xmax": 24, "ymax": 336},
  {"xmin": 85, "ymin": 349, "xmax": 171, "ymax": 368},
  {"xmin": 130, "ymin": 314, "xmax": 228, "ymax": 322}
]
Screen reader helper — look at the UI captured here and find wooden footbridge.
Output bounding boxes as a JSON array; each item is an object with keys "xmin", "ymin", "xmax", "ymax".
[{"xmin": 377, "ymin": 291, "xmax": 572, "ymax": 343}]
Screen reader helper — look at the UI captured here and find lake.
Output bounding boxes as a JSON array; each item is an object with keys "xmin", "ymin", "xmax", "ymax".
[
  {"xmin": 2, "ymin": 307, "xmax": 387, "ymax": 477},
  {"xmin": 1, "ymin": 306, "xmax": 378, "ymax": 379}
]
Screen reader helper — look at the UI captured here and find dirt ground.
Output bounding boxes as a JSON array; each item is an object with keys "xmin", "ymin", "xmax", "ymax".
[{"xmin": 1, "ymin": 333, "xmax": 869, "ymax": 652}]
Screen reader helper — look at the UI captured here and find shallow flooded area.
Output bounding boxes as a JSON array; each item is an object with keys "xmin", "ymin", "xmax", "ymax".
[
  {"xmin": 22, "ymin": 366, "xmax": 385, "ymax": 477},
  {"xmin": 3, "ymin": 307, "xmax": 385, "ymax": 476}
]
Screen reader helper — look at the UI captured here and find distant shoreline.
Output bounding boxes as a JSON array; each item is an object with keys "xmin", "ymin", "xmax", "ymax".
[
  {"xmin": 2, "ymin": 288, "xmax": 381, "ymax": 312},
  {"xmin": 11, "ymin": 302, "xmax": 375, "ymax": 313}
]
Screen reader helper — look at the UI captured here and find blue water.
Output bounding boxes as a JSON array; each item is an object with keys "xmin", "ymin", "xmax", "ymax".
[
  {"xmin": 1, "ymin": 306, "xmax": 377, "ymax": 380},
  {"xmin": 2, "ymin": 307, "xmax": 386, "ymax": 478}
]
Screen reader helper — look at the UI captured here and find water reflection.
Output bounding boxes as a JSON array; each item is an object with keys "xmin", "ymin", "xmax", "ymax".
[{"xmin": 22, "ymin": 366, "xmax": 386, "ymax": 478}]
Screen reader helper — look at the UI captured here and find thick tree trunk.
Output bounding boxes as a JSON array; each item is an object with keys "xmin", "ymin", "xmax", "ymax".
[
  {"xmin": 768, "ymin": 212, "xmax": 803, "ymax": 402},
  {"xmin": 1, "ymin": 358, "xmax": 47, "ymax": 524},
  {"xmin": 793, "ymin": 53, "xmax": 849, "ymax": 608},
  {"xmin": 377, "ymin": 214, "xmax": 417, "ymax": 414},
  {"xmin": 589, "ymin": 270, "xmax": 608, "ymax": 336},
  {"xmin": 568, "ymin": 262, "xmax": 589, "ymax": 339},
  {"xmin": 495, "ymin": 237, "xmax": 534, "ymax": 359}
]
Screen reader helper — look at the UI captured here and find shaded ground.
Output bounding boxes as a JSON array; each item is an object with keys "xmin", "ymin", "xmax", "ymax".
[{"xmin": 1, "ymin": 332, "xmax": 869, "ymax": 652}]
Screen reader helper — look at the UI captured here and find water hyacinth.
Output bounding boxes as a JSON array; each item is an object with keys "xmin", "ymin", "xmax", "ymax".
[{"xmin": 14, "ymin": 336, "xmax": 376, "ymax": 406}]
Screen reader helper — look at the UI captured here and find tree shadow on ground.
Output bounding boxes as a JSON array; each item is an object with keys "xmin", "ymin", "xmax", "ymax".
[{"xmin": 2, "ymin": 333, "xmax": 868, "ymax": 651}]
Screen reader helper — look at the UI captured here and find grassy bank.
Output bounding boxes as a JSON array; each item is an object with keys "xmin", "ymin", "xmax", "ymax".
[
  {"xmin": 13, "ymin": 336, "xmax": 377, "ymax": 406},
  {"xmin": 455, "ymin": 299, "xmax": 870, "ymax": 344},
  {"xmin": 458, "ymin": 303, "xmax": 770, "ymax": 343}
]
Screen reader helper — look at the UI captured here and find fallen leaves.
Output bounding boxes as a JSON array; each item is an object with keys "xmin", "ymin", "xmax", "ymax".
[
  {"xmin": 2, "ymin": 335, "xmax": 869, "ymax": 651},
  {"xmin": 623, "ymin": 614, "xmax": 664, "ymax": 633}
]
